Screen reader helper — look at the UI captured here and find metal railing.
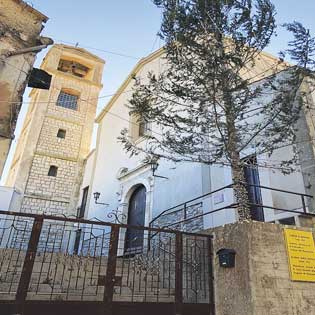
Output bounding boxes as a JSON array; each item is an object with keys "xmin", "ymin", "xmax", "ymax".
[
  {"xmin": 149, "ymin": 182, "xmax": 314, "ymax": 230},
  {"xmin": 0, "ymin": 210, "xmax": 214, "ymax": 315},
  {"xmin": 150, "ymin": 184, "xmax": 233, "ymax": 229}
]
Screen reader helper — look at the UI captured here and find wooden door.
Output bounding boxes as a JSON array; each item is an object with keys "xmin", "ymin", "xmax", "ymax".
[{"xmin": 125, "ymin": 186, "xmax": 146, "ymax": 254}]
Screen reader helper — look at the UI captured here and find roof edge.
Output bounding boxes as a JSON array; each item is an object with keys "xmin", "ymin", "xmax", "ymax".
[
  {"xmin": 54, "ymin": 44, "xmax": 105, "ymax": 64},
  {"xmin": 12, "ymin": 0, "xmax": 48, "ymax": 22},
  {"xmin": 95, "ymin": 46, "xmax": 288, "ymax": 123},
  {"xmin": 85, "ymin": 148, "xmax": 96, "ymax": 161},
  {"xmin": 95, "ymin": 47, "xmax": 164, "ymax": 123}
]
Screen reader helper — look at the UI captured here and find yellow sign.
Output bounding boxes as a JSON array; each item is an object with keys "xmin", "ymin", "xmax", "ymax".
[{"xmin": 284, "ymin": 228, "xmax": 315, "ymax": 282}]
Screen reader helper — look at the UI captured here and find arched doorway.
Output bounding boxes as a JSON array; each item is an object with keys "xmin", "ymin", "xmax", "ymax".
[{"xmin": 125, "ymin": 185, "xmax": 146, "ymax": 254}]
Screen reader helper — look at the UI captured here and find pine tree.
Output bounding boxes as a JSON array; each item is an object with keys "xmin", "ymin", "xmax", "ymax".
[{"xmin": 120, "ymin": 0, "xmax": 315, "ymax": 221}]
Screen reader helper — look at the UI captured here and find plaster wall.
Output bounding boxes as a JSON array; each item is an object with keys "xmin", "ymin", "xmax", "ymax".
[
  {"xmin": 0, "ymin": 186, "xmax": 22, "ymax": 211},
  {"xmin": 86, "ymin": 56, "xmax": 162, "ymax": 221},
  {"xmin": 0, "ymin": 186, "xmax": 14, "ymax": 210},
  {"xmin": 84, "ymin": 50, "xmax": 313, "ymax": 230},
  {"xmin": 295, "ymin": 86, "xmax": 315, "ymax": 212},
  {"xmin": 85, "ymin": 56, "xmax": 213, "ymax": 229},
  {"xmin": 77, "ymin": 150, "xmax": 95, "ymax": 217}
]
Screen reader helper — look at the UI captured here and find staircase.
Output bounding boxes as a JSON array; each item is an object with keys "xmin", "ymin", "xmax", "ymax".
[
  {"xmin": 0, "ymin": 248, "xmax": 175, "ymax": 303},
  {"xmin": 0, "ymin": 211, "xmax": 212, "ymax": 315}
]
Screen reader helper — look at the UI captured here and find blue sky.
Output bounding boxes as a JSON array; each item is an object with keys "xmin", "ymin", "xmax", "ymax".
[
  {"xmin": 2, "ymin": 0, "xmax": 315, "ymax": 183},
  {"xmin": 29, "ymin": 0, "xmax": 163, "ymax": 98}
]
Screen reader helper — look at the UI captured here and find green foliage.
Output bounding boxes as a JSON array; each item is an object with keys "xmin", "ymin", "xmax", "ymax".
[
  {"xmin": 119, "ymin": 0, "xmax": 314, "ymax": 172},
  {"xmin": 283, "ymin": 22, "xmax": 315, "ymax": 72}
]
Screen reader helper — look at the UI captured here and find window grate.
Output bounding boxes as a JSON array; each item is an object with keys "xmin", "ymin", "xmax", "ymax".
[{"xmin": 57, "ymin": 91, "xmax": 78, "ymax": 110}]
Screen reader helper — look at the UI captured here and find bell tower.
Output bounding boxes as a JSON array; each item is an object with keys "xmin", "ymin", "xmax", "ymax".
[{"xmin": 7, "ymin": 44, "xmax": 105, "ymax": 216}]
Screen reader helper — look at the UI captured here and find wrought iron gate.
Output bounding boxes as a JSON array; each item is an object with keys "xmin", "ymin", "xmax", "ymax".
[{"xmin": 0, "ymin": 210, "xmax": 214, "ymax": 315}]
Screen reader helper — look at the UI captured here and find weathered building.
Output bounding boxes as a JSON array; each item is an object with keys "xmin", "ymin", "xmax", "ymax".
[
  {"xmin": 6, "ymin": 44, "xmax": 105, "ymax": 216},
  {"xmin": 0, "ymin": 0, "xmax": 52, "ymax": 177}
]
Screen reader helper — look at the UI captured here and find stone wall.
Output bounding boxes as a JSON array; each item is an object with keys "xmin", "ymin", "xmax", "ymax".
[
  {"xmin": 0, "ymin": 0, "xmax": 49, "ymax": 176},
  {"xmin": 209, "ymin": 221, "xmax": 315, "ymax": 315},
  {"xmin": 37, "ymin": 117, "xmax": 83, "ymax": 159},
  {"xmin": 6, "ymin": 45, "xmax": 104, "ymax": 217},
  {"xmin": 24, "ymin": 155, "xmax": 77, "ymax": 199},
  {"xmin": 152, "ymin": 202, "xmax": 204, "ymax": 232},
  {"xmin": 21, "ymin": 197, "xmax": 69, "ymax": 215}
]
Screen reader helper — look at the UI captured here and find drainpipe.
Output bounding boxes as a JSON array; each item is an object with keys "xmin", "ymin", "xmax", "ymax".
[{"xmin": 6, "ymin": 37, "xmax": 54, "ymax": 57}]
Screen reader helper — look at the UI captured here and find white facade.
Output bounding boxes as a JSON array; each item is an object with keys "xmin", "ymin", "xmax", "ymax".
[
  {"xmin": 0, "ymin": 186, "xmax": 22, "ymax": 211},
  {"xmin": 79, "ymin": 48, "xmax": 315, "ymax": 231}
]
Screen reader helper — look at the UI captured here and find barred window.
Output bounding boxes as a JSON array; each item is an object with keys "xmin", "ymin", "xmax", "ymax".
[{"xmin": 57, "ymin": 91, "xmax": 78, "ymax": 110}]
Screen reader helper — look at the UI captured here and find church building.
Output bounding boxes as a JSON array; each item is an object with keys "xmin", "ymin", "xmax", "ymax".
[{"xmin": 78, "ymin": 47, "xmax": 315, "ymax": 234}]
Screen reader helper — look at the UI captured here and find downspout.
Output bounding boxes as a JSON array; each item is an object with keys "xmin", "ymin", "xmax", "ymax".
[{"xmin": 6, "ymin": 37, "xmax": 54, "ymax": 57}]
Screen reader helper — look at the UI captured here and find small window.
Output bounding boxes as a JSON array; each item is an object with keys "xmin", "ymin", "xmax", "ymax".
[
  {"xmin": 130, "ymin": 114, "xmax": 150, "ymax": 141},
  {"xmin": 57, "ymin": 91, "xmax": 78, "ymax": 110},
  {"xmin": 138, "ymin": 119, "xmax": 149, "ymax": 138},
  {"xmin": 48, "ymin": 165, "xmax": 58, "ymax": 177},
  {"xmin": 57, "ymin": 129, "xmax": 66, "ymax": 139}
]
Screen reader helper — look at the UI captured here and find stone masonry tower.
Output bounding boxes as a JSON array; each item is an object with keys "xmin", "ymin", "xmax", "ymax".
[{"xmin": 6, "ymin": 44, "xmax": 104, "ymax": 216}]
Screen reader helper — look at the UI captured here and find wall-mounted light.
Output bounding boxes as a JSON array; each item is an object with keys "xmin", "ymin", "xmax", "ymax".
[
  {"xmin": 149, "ymin": 161, "xmax": 168, "ymax": 180},
  {"xmin": 150, "ymin": 161, "xmax": 159, "ymax": 174},
  {"xmin": 93, "ymin": 192, "xmax": 109, "ymax": 206}
]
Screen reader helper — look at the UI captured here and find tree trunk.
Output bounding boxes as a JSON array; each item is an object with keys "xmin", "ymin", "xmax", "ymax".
[
  {"xmin": 225, "ymin": 101, "xmax": 252, "ymax": 221},
  {"xmin": 210, "ymin": 1, "xmax": 252, "ymax": 221},
  {"xmin": 224, "ymin": 98, "xmax": 252, "ymax": 221},
  {"xmin": 231, "ymin": 152, "xmax": 252, "ymax": 221}
]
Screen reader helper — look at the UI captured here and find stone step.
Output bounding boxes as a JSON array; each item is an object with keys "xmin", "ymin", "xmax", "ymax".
[
  {"xmin": 22, "ymin": 272, "xmax": 165, "ymax": 286},
  {"xmin": 0, "ymin": 251, "xmax": 173, "ymax": 266},
  {"xmin": 19, "ymin": 293, "xmax": 175, "ymax": 303},
  {"xmin": 0, "ymin": 281, "xmax": 174, "ymax": 294},
  {"xmin": 0, "ymin": 282, "xmax": 175, "ymax": 298},
  {"xmin": 112, "ymin": 294, "xmax": 175, "ymax": 303},
  {"xmin": 1, "ymin": 261, "xmax": 172, "ymax": 274}
]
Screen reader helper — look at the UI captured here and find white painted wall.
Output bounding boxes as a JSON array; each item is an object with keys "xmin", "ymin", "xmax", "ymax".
[
  {"xmin": 263, "ymin": 147, "xmax": 308, "ymax": 221},
  {"xmin": 0, "ymin": 186, "xmax": 22, "ymax": 211},
  {"xmin": 77, "ymin": 150, "xmax": 96, "ymax": 218},
  {"xmin": 80, "ymin": 51, "xmax": 312, "ymax": 230}
]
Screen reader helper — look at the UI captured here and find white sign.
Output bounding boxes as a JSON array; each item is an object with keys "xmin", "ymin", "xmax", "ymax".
[{"xmin": 214, "ymin": 193, "xmax": 224, "ymax": 205}]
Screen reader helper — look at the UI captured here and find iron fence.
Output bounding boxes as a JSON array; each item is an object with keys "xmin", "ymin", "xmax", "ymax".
[{"xmin": 0, "ymin": 210, "xmax": 214, "ymax": 315}]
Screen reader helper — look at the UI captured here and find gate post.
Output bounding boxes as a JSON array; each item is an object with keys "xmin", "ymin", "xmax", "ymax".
[
  {"xmin": 15, "ymin": 216, "xmax": 43, "ymax": 315},
  {"xmin": 208, "ymin": 236, "xmax": 216, "ymax": 315},
  {"xmin": 175, "ymin": 232, "xmax": 183, "ymax": 315},
  {"xmin": 103, "ymin": 225, "xmax": 120, "ymax": 315}
]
